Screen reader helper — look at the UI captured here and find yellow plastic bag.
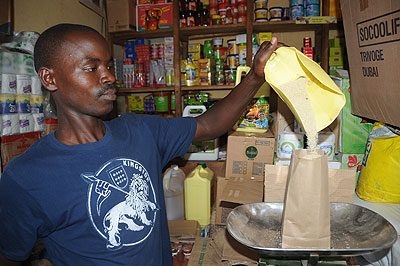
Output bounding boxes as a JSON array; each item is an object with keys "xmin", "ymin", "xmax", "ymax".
[
  {"xmin": 356, "ymin": 122, "xmax": 400, "ymax": 203},
  {"xmin": 264, "ymin": 47, "xmax": 345, "ymax": 132}
]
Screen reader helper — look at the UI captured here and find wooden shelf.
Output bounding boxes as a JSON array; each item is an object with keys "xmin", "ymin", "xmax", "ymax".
[
  {"xmin": 117, "ymin": 87, "xmax": 175, "ymax": 94},
  {"xmin": 179, "ymin": 24, "xmax": 246, "ymax": 40},
  {"xmin": 181, "ymin": 85, "xmax": 235, "ymax": 91},
  {"xmin": 110, "ymin": 28, "xmax": 173, "ymax": 45}
]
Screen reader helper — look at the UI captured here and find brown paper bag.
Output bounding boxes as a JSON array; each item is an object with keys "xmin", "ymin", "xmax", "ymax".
[{"xmin": 281, "ymin": 149, "xmax": 331, "ymax": 249}]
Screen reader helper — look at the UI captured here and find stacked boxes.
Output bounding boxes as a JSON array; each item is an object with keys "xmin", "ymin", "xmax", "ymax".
[{"xmin": 328, "ymin": 36, "xmax": 346, "ymax": 75}]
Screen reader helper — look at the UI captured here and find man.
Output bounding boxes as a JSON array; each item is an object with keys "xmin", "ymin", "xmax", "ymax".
[{"xmin": 0, "ymin": 23, "xmax": 279, "ymax": 265}]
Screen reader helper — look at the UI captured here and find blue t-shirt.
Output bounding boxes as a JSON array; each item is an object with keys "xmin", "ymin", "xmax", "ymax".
[{"xmin": 0, "ymin": 113, "xmax": 197, "ymax": 265}]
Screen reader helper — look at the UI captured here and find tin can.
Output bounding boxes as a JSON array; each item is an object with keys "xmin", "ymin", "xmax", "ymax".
[
  {"xmin": 238, "ymin": 43, "xmax": 246, "ymax": 65},
  {"xmin": 306, "ymin": 4, "xmax": 320, "ymax": 16},
  {"xmin": 219, "ymin": 9, "xmax": 227, "ymax": 24},
  {"xmin": 269, "ymin": 7, "xmax": 284, "ymax": 18},
  {"xmin": 227, "ymin": 39, "xmax": 237, "ymax": 54},
  {"xmin": 290, "ymin": 0, "xmax": 304, "ymax": 6},
  {"xmin": 255, "ymin": 0, "xmax": 268, "ymax": 9},
  {"xmin": 225, "ymin": 68, "xmax": 236, "ymax": 85},
  {"xmin": 305, "ymin": 0, "xmax": 320, "ymax": 5},
  {"xmin": 269, "ymin": 17, "xmax": 282, "ymax": 22},
  {"xmin": 290, "ymin": 5, "xmax": 304, "ymax": 19},
  {"xmin": 215, "ymin": 71, "xmax": 225, "ymax": 85},
  {"xmin": 255, "ymin": 8, "xmax": 268, "ymax": 19},
  {"xmin": 238, "ymin": 15, "xmax": 246, "ymax": 23},
  {"xmin": 227, "ymin": 54, "xmax": 238, "ymax": 68},
  {"xmin": 238, "ymin": 3, "xmax": 246, "ymax": 15},
  {"xmin": 212, "ymin": 14, "xmax": 221, "ymax": 25}
]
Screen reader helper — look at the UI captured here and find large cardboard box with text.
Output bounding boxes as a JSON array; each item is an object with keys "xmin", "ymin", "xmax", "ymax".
[
  {"xmin": 340, "ymin": 0, "xmax": 400, "ymax": 127},
  {"xmin": 225, "ymin": 131, "xmax": 275, "ymax": 181}
]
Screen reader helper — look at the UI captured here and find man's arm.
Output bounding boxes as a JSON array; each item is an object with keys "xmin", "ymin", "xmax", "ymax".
[
  {"xmin": 0, "ymin": 253, "xmax": 23, "ymax": 266},
  {"xmin": 193, "ymin": 37, "xmax": 279, "ymax": 142}
]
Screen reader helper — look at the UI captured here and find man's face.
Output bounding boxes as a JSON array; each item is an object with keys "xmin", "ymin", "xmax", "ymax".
[{"xmin": 50, "ymin": 31, "xmax": 116, "ymax": 118}]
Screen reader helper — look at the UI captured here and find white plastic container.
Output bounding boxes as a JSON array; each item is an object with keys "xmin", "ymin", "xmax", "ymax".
[
  {"xmin": 183, "ymin": 105, "xmax": 219, "ymax": 161},
  {"xmin": 276, "ymin": 131, "xmax": 304, "ymax": 159},
  {"xmin": 318, "ymin": 132, "xmax": 336, "ymax": 160},
  {"xmin": 163, "ymin": 165, "xmax": 185, "ymax": 220}
]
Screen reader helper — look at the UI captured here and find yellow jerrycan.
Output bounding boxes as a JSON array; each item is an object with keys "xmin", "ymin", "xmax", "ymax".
[
  {"xmin": 234, "ymin": 66, "xmax": 270, "ymax": 133},
  {"xmin": 264, "ymin": 47, "xmax": 345, "ymax": 132},
  {"xmin": 184, "ymin": 163, "xmax": 214, "ymax": 227}
]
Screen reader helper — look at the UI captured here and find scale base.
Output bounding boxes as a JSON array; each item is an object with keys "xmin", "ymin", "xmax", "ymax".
[{"xmin": 259, "ymin": 254, "xmax": 348, "ymax": 266}]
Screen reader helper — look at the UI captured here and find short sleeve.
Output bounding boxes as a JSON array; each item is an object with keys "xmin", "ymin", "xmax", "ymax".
[
  {"xmin": 0, "ymin": 171, "xmax": 47, "ymax": 260},
  {"xmin": 123, "ymin": 114, "xmax": 197, "ymax": 166}
]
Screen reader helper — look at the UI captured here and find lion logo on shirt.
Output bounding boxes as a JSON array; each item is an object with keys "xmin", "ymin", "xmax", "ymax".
[{"xmin": 81, "ymin": 158, "xmax": 159, "ymax": 250}]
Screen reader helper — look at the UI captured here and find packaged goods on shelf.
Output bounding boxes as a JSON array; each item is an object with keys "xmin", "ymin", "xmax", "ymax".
[{"xmin": 136, "ymin": 3, "xmax": 173, "ymax": 31}]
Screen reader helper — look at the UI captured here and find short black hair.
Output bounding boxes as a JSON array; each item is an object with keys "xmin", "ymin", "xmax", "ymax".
[{"xmin": 34, "ymin": 23, "xmax": 99, "ymax": 73}]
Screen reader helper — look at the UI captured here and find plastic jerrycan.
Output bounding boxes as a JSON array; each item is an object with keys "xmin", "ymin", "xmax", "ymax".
[
  {"xmin": 163, "ymin": 165, "xmax": 186, "ymax": 220},
  {"xmin": 184, "ymin": 163, "xmax": 214, "ymax": 226}
]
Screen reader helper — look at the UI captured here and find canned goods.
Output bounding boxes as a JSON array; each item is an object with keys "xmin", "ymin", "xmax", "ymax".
[
  {"xmin": 269, "ymin": 17, "xmax": 282, "ymax": 22},
  {"xmin": 290, "ymin": 0, "xmax": 304, "ymax": 6},
  {"xmin": 213, "ymin": 37, "xmax": 223, "ymax": 47},
  {"xmin": 305, "ymin": 0, "xmax": 320, "ymax": 5},
  {"xmin": 209, "ymin": 0, "xmax": 218, "ymax": 8},
  {"xmin": 210, "ymin": 7, "xmax": 218, "ymax": 16},
  {"xmin": 227, "ymin": 54, "xmax": 238, "ymax": 68},
  {"xmin": 255, "ymin": 0, "xmax": 268, "ymax": 9},
  {"xmin": 230, "ymin": 0, "xmax": 238, "ymax": 6},
  {"xmin": 227, "ymin": 39, "xmax": 237, "ymax": 54},
  {"xmin": 218, "ymin": 3, "xmax": 227, "ymax": 10},
  {"xmin": 220, "ymin": 47, "xmax": 228, "ymax": 60},
  {"xmin": 225, "ymin": 68, "xmax": 236, "ymax": 86},
  {"xmin": 215, "ymin": 71, "xmax": 225, "ymax": 85},
  {"xmin": 219, "ymin": 9, "xmax": 227, "ymax": 24},
  {"xmin": 238, "ymin": 43, "xmax": 246, "ymax": 65},
  {"xmin": 269, "ymin": 7, "xmax": 284, "ymax": 18},
  {"xmin": 214, "ymin": 47, "xmax": 222, "ymax": 59},
  {"xmin": 238, "ymin": 15, "xmax": 246, "ymax": 23},
  {"xmin": 255, "ymin": 8, "xmax": 268, "ymax": 19},
  {"xmin": 306, "ymin": 4, "xmax": 320, "ymax": 16},
  {"xmin": 238, "ymin": 3, "xmax": 246, "ymax": 14},
  {"xmin": 212, "ymin": 14, "xmax": 221, "ymax": 24},
  {"xmin": 290, "ymin": 5, "xmax": 304, "ymax": 19},
  {"xmin": 255, "ymin": 18, "xmax": 268, "ymax": 22}
]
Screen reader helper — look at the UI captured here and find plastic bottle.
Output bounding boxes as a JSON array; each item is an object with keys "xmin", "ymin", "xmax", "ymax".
[
  {"xmin": 163, "ymin": 165, "xmax": 186, "ymax": 220},
  {"xmin": 184, "ymin": 163, "xmax": 214, "ymax": 226}
]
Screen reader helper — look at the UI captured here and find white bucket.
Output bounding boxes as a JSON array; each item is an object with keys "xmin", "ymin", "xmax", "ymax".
[
  {"xmin": 277, "ymin": 131, "xmax": 304, "ymax": 159},
  {"xmin": 318, "ymin": 132, "xmax": 336, "ymax": 160}
]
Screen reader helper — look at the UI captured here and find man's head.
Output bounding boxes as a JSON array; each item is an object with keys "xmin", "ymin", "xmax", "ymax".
[
  {"xmin": 34, "ymin": 24, "xmax": 99, "ymax": 74},
  {"xmin": 34, "ymin": 23, "xmax": 116, "ymax": 118}
]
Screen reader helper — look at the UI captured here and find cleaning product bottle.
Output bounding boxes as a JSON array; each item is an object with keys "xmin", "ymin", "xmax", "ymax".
[
  {"xmin": 163, "ymin": 165, "xmax": 186, "ymax": 220},
  {"xmin": 184, "ymin": 163, "xmax": 214, "ymax": 232}
]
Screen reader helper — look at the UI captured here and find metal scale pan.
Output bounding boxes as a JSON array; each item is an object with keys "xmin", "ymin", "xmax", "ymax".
[{"xmin": 226, "ymin": 202, "xmax": 398, "ymax": 262}]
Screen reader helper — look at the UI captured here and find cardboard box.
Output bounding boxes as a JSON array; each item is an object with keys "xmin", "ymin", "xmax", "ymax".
[
  {"xmin": 225, "ymin": 131, "xmax": 275, "ymax": 181},
  {"xmin": 106, "ymin": 0, "xmax": 136, "ymax": 32},
  {"xmin": 340, "ymin": 0, "xmax": 400, "ymax": 127},
  {"xmin": 274, "ymin": 156, "xmax": 342, "ymax": 169},
  {"xmin": 331, "ymin": 71, "xmax": 373, "ymax": 154},
  {"xmin": 215, "ymin": 176, "xmax": 263, "ymax": 225},
  {"xmin": 1, "ymin": 132, "xmax": 42, "ymax": 170},
  {"xmin": 264, "ymin": 165, "xmax": 356, "ymax": 203},
  {"xmin": 136, "ymin": 3, "xmax": 173, "ymax": 31},
  {"xmin": 168, "ymin": 220, "xmax": 201, "ymax": 237}
]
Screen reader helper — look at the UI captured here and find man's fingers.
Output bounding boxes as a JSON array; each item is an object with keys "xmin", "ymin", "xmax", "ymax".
[{"xmin": 257, "ymin": 37, "xmax": 278, "ymax": 62}]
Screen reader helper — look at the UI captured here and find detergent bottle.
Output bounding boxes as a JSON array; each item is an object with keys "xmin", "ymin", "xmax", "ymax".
[
  {"xmin": 184, "ymin": 163, "xmax": 214, "ymax": 229},
  {"xmin": 163, "ymin": 165, "xmax": 185, "ymax": 220}
]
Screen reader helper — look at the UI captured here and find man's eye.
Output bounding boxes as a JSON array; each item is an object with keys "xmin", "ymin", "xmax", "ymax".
[
  {"xmin": 84, "ymin": 67, "xmax": 96, "ymax": 72},
  {"xmin": 107, "ymin": 65, "xmax": 114, "ymax": 70}
]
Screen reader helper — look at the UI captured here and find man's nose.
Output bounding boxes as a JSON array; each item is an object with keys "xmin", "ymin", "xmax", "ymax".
[{"xmin": 101, "ymin": 67, "xmax": 116, "ymax": 85}]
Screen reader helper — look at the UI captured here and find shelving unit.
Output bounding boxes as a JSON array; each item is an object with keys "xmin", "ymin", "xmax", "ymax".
[{"xmin": 109, "ymin": 0, "xmax": 333, "ymax": 117}]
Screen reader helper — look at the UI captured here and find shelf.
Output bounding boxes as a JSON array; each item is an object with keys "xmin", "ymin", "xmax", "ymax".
[
  {"xmin": 181, "ymin": 85, "xmax": 235, "ymax": 91},
  {"xmin": 117, "ymin": 85, "xmax": 235, "ymax": 95},
  {"xmin": 179, "ymin": 24, "xmax": 246, "ymax": 40},
  {"xmin": 110, "ymin": 28, "xmax": 173, "ymax": 45},
  {"xmin": 253, "ymin": 20, "xmax": 324, "ymax": 33},
  {"xmin": 117, "ymin": 87, "xmax": 175, "ymax": 94}
]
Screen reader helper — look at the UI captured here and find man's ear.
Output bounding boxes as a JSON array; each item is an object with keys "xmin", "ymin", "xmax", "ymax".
[{"xmin": 38, "ymin": 67, "xmax": 57, "ymax": 92}]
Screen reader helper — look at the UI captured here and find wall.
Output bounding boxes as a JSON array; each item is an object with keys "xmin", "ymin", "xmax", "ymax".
[{"xmin": 13, "ymin": 0, "xmax": 105, "ymax": 35}]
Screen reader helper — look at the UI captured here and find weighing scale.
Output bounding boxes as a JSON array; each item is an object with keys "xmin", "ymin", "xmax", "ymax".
[{"xmin": 226, "ymin": 202, "xmax": 398, "ymax": 266}]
